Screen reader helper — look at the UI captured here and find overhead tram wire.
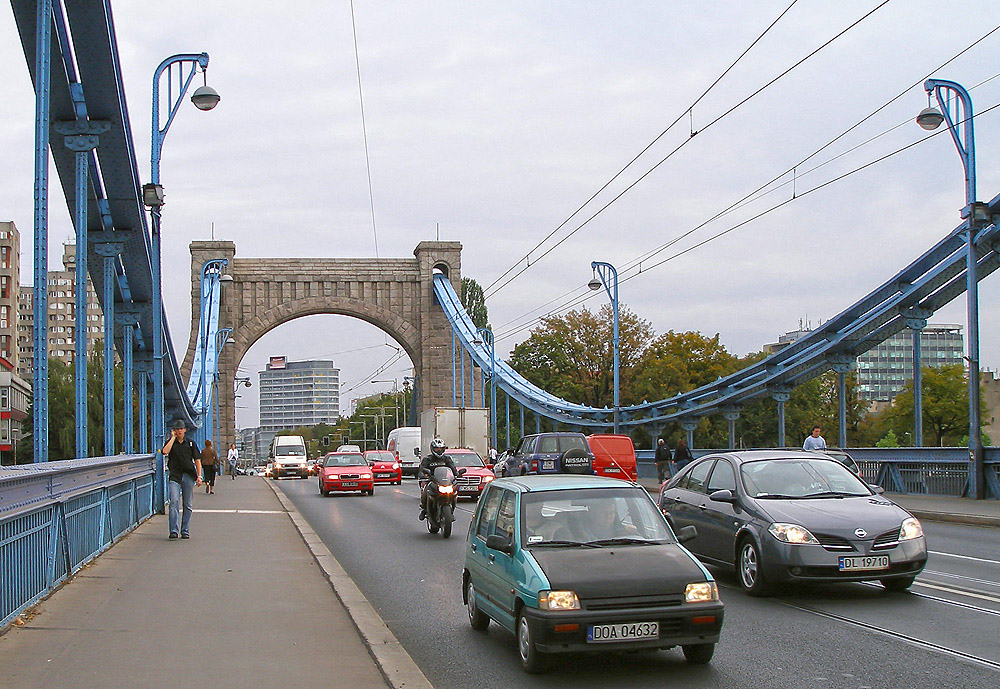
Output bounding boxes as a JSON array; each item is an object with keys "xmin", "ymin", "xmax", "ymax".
[
  {"xmin": 350, "ymin": 0, "xmax": 379, "ymax": 258},
  {"xmin": 491, "ymin": 24, "xmax": 1000, "ymax": 339},
  {"xmin": 483, "ymin": 0, "xmax": 893, "ymax": 302},
  {"xmin": 493, "ymin": 100, "xmax": 1000, "ymax": 343},
  {"xmin": 482, "ymin": 0, "xmax": 802, "ymax": 300}
]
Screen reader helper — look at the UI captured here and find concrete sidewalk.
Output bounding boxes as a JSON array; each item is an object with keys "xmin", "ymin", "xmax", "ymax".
[
  {"xmin": 0, "ymin": 477, "xmax": 393, "ymax": 689},
  {"xmin": 637, "ymin": 478, "xmax": 1000, "ymax": 527}
]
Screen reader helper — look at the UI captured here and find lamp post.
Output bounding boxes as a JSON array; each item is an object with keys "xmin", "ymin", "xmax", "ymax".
[
  {"xmin": 916, "ymin": 78, "xmax": 988, "ymax": 499},
  {"xmin": 473, "ymin": 328, "xmax": 497, "ymax": 453},
  {"xmin": 146, "ymin": 53, "xmax": 219, "ymax": 512},
  {"xmin": 195, "ymin": 258, "xmax": 228, "ymax": 444},
  {"xmin": 589, "ymin": 261, "xmax": 620, "ymax": 434},
  {"xmin": 372, "ymin": 379, "xmax": 402, "ymax": 428},
  {"xmin": 211, "ymin": 327, "xmax": 232, "ymax": 458}
]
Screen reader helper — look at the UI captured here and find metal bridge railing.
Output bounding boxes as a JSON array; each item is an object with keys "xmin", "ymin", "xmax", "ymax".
[
  {"xmin": 0, "ymin": 455, "xmax": 155, "ymax": 629},
  {"xmin": 635, "ymin": 447, "xmax": 1000, "ymax": 499}
]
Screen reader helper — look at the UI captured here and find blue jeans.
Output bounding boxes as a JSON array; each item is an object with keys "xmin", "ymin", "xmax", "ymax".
[{"xmin": 168, "ymin": 474, "xmax": 195, "ymax": 536}]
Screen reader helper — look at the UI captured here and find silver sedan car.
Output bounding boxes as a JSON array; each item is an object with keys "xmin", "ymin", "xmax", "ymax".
[{"xmin": 658, "ymin": 450, "xmax": 927, "ymax": 596}]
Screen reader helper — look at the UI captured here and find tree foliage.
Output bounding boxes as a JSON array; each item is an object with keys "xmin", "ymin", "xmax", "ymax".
[{"xmin": 460, "ymin": 277, "xmax": 489, "ymax": 329}]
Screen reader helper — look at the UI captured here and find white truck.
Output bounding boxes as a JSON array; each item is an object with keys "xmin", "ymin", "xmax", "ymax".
[{"xmin": 420, "ymin": 407, "xmax": 489, "ymax": 460}]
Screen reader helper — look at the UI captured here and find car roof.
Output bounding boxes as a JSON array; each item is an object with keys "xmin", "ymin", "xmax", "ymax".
[
  {"xmin": 695, "ymin": 449, "xmax": 847, "ymax": 465},
  {"xmin": 490, "ymin": 474, "xmax": 638, "ymax": 493}
]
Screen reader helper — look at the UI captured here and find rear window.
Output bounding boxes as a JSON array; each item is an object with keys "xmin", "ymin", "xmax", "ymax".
[{"xmin": 536, "ymin": 435, "xmax": 588, "ymax": 454}]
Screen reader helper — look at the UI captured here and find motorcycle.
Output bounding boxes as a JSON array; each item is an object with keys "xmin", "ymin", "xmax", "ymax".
[{"xmin": 421, "ymin": 465, "xmax": 466, "ymax": 538}]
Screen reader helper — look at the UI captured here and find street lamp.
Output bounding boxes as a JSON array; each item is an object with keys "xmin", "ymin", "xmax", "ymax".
[
  {"xmin": 147, "ymin": 52, "xmax": 218, "ymax": 512},
  {"xmin": 589, "ymin": 261, "xmax": 620, "ymax": 434},
  {"xmin": 472, "ymin": 328, "xmax": 497, "ymax": 453},
  {"xmin": 372, "ymin": 379, "xmax": 400, "ymax": 428},
  {"xmin": 211, "ymin": 327, "xmax": 233, "ymax": 459},
  {"xmin": 195, "ymin": 259, "xmax": 228, "ymax": 445},
  {"xmin": 916, "ymin": 78, "xmax": 987, "ymax": 499}
]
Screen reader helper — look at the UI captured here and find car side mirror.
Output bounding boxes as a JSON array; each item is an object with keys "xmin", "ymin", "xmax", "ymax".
[
  {"xmin": 485, "ymin": 534, "xmax": 513, "ymax": 554},
  {"xmin": 676, "ymin": 525, "xmax": 698, "ymax": 544},
  {"xmin": 709, "ymin": 489, "xmax": 738, "ymax": 504},
  {"xmin": 485, "ymin": 464, "xmax": 493, "ymax": 471},
  {"xmin": 868, "ymin": 483, "xmax": 885, "ymax": 495},
  {"xmin": 457, "ymin": 467, "xmax": 467, "ymax": 476}
]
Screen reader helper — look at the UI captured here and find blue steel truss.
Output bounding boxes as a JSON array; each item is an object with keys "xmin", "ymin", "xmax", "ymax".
[{"xmin": 437, "ymin": 190, "xmax": 1000, "ymax": 429}]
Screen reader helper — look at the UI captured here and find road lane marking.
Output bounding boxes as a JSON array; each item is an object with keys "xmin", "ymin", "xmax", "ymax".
[
  {"xmin": 193, "ymin": 509, "xmax": 284, "ymax": 514},
  {"xmin": 923, "ymin": 569, "xmax": 1000, "ymax": 589},
  {"xmin": 914, "ymin": 580, "xmax": 1000, "ymax": 604},
  {"xmin": 930, "ymin": 550, "xmax": 1000, "ymax": 565}
]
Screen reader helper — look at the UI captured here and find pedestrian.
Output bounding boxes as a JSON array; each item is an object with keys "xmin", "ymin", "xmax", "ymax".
[
  {"xmin": 162, "ymin": 419, "xmax": 202, "ymax": 540},
  {"xmin": 803, "ymin": 425, "xmax": 827, "ymax": 451},
  {"xmin": 672, "ymin": 439, "xmax": 693, "ymax": 475},
  {"xmin": 488, "ymin": 446, "xmax": 498, "ymax": 465},
  {"xmin": 201, "ymin": 440, "xmax": 218, "ymax": 494},
  {"xmin": 654, "ymin": 438, "xmax": 672, "ymax": 484},
  {"xmin": 227, "ymin": 442, "xmax": 240, "ymax": 479}
]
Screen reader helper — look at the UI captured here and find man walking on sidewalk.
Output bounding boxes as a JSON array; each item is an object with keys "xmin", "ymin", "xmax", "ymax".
[
  {"xmin": 654, "ymin": 438, "xmax": 672, "ymax": 484},
  {"xmin": 162, "ymin": 420, "xmax": 202, "ymax": 540}
]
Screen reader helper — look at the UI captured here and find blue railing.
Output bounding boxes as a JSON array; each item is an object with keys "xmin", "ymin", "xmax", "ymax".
[
  {"xmin": 635, "ymin": 447, "xmax": 1000, "ymax": 499},
  {"xmin": 0, "ymin": 455, "xmax": 155, "ymax": 629}
]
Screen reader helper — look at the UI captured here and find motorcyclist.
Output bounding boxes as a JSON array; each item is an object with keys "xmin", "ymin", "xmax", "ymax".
[{"xmin": 418, "ymin": 437, "xmax": 460, "ymax": 520}]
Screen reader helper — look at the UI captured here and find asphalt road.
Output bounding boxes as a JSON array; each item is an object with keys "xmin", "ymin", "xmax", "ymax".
[{"xmin": 275, "ymin": 477, "xmax": 1000, "ymax": 689}]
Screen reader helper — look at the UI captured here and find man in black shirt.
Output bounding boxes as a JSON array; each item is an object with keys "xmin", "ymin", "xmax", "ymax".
[
  {"xmin": 162, "ymin": 419, "xmax": 203, "ymax": 539},
  {"xmin": 654, "ymin": 438, "xmax": 672, "ymax": 484}
]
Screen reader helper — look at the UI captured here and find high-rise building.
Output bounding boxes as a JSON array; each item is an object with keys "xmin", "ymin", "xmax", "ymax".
[
  {"xmin": 17, "ymin": 243, "xmax": 104, "ymax": 380},
  {"xmin": 0, "ymin": 222, "xmax": 20, "ymax": 370},
  {"xmin": 765, "ymin": 323, "xmax": 964, "ymax": 403},
  {"xmin": 258, "ymin": 357, "xmax": 340, "ymax": 452}
]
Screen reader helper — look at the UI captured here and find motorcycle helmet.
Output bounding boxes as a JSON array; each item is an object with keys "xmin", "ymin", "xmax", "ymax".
[{"xmin": 430, "ymin": 437, "xmax": 447, "ymax": 457}]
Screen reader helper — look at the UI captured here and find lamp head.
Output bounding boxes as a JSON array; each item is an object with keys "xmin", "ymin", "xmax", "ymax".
[
  {"xmin": 142, "ymin": 183, "xmax": 165, "ymax": 208},
  {"xmin": 219, "ymin": 274, "xmax": 234, "ymax": 283},
  {"xmin": 916, "ymin": 106, "xmax": 944, "ymax": 131},
  {"xmin": 588, "ymin": 277, "xmax": 602, "ymax": 291},
  {"xmin": 191, "ymin": 85, "xmax": 221, "ymax": 111}
]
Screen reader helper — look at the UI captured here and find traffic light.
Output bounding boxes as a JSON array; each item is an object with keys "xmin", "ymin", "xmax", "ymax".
[
  {"xmin": 321, "ymin": 436, "xmax": 330, "ymax": 447},
  {"xmin": 342, "ymin": 434, "xmax": 350, "ymax": 445}
]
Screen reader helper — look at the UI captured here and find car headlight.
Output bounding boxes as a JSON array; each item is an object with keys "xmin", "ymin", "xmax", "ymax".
[
  {"xmin": 438, "ymin": 485, "xmax": 454, "ymax": 494},
  {"xmin": 483, "ymin": 475, "xmax": 494, "ymax": 483},
  {"xmin": 539, "ymin": 590, "xmax": 580, "ymax": 611},
  {"xmin": 684, "ymin": 581, "xmax": 719, "ymax": 603},
  {"xmin": 768, "ymin": 523, "xmax": 819, "ymax": 545},
  {"xmin": 361, "ymin": 473, "xmax": 372, "ymax": 480},
  {"xmin": 392, "ymin": 463, "xmax": 400, "ymax": 470},
  {"xmin": 899, "ymin": 517, "xmax": 923, "ymax": 541}
]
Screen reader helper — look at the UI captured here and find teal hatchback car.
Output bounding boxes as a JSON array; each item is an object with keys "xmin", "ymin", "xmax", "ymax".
[{"xmin": 462, "ymin": 475, "xmax": 724, "ymax": 673}]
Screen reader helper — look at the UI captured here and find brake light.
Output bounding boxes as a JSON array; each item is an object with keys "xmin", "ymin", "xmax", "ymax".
[{"xmin": 531, "ymin": 460, "xmax": 538, "ymax": 471}]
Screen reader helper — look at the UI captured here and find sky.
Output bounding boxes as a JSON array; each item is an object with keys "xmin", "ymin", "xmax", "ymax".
[{"xmin": 1, "ymin": 1, "xmax": 1000, "ymax": 429}]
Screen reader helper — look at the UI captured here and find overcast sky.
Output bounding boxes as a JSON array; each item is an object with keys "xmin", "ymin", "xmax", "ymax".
[{"xmin": 2, "ymin": 1, "xmax": 1000, "ymax": 428}]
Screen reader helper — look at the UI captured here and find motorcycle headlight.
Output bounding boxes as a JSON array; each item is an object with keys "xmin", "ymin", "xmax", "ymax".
[
  {"xmin": 684, "ymin": 581, "xmax": 719, "ymax": 603},
  {"xmin": 539, "ymin": 590, "xmax": 580, "ymax": 611},
  {"xmin": 438, "ymin": 485, "xmax": 454, "ymax": 494},
  {"xmin": 768, "ymin": 523, "xmax": 819, "ymax": 545},
  {"xmin": 899, "ymin": 517, "xmax": 923, "ymax": 541}
]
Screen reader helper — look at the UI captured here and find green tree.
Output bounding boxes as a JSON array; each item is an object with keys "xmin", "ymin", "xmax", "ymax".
[
  {"xmin": 460, "ymin": 277, "xmax": 489, "ymax": 329},
  {"xmin": 507, "ymin": 304, "xmax": 653, "ymax": 408}
]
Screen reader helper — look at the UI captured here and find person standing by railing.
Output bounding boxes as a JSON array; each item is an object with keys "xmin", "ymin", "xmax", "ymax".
[
  {"xmin": 803, "ymin": 426, "xmax": 827, "ymax": 451},
  {"xmin": 162, "ymin": 420, "xmax": 202, "ymax": 540},
  {"xmin": 228, "ymin": 443, "xmax": 239, "ymax": 479}
]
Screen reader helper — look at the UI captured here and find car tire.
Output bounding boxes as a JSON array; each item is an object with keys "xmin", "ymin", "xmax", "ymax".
[
  {"xmin": 466, "ymin": 580, "xmax": 490, "ymax": 631},
  {"xmin": 517, "ymin": 610, "xmax": 548, "ymax": 674},
  {"xmin": 682, "ymin": 643, "xmax": 715, "ymax": 665},
  {"xmin": 881, "ymin": 576, "xmax": 915, "ymax": 592},
  {"xmin": 737, "ymin": 537, "xmax": 771, "ymax": 597},
  {"xmin": 319, "ymin": 483, "xmax": 328, "ymax": 497}
]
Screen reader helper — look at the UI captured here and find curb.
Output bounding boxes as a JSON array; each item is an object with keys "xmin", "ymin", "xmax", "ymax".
[
  {"xmin": 266, "ymin": 480, "xmax": 434, "ymax": 689},
  {"xmin": 903, "ymin": 509, "xmax": 1000, "ymax": 528}
]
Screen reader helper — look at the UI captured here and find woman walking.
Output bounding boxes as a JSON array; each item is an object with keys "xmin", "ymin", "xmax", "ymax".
[
  {"xmin": 228, "ymin": 443, "xmax": 240, "ymax": 479},
  {"xmin": 201, "ymin": 440, "xmax": 219, "ymax": 494}
]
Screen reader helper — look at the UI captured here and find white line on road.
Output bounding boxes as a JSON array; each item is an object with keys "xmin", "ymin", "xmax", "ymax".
[
  {"xmin": 914, "ymin": 580, "xmax": 1000, "ymax": 604},
  {"xmin": 930, "ymin": 550, "xmax": 1000, "ymax": 565},
  {"xmin": 193, "ymin": 509, "xmax": 285, "ymax": 514},
  {"xmin": 923, "ymin": 569, "xmax": 1000, "ymax": 589}
]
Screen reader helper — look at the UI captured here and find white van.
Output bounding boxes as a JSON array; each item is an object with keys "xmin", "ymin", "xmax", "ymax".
[
  {"xmin": 270, "ymin": 435, "xmax": 309, "ymax": 479},
  {"xmin": 386, "ymin": 427, "xmax": 421, "ymax": 476}
]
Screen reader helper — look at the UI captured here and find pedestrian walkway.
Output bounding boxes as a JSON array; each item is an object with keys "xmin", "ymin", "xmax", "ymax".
[
  {"xmin": 637, "ymin": 478, "xmax": 1000, "ymax": 527},
  {"xmin": 0, "ymin": 477, "xmax": 391, "ymax": 689}
]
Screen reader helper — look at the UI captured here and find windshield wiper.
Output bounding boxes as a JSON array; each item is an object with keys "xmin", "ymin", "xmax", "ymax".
[
  {"xmin": 800, "ymin": 491, "xmax": 848, "ymax": 499},
  {"xmin": 528, "ymin": 540, "xmax": 601, "ymax": 548},
  {"xmin": 753, "ymin": 493, "xmax": 799, "ymax": 500},
  {"xmin": 584, "ymin": 537, "xmax": 658, "ymax": 546}
]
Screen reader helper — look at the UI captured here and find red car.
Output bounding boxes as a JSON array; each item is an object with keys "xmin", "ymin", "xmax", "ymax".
[
  {"xmin": 318, "ymin": 452, "xmax": 374, "ymax": 496},
  {"xmin": 449, "ymin": 449, "xmax": 495, "ymax": 501},
  {"xmin": 364, "ymin": 450, "xmax": 402, "ymax": 485}
]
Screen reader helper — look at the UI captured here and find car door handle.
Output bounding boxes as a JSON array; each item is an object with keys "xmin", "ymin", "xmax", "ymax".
[
  {"xmin": 699, "ymin": 504, "xmax": 707, "ymax": 510},
  {"xmin": 488, "ymin": 554, "xmax": 495, "ymax": 563},
  {"xmin": 471, "ymin": 543, "xmax": 477, "ymax": 553}
]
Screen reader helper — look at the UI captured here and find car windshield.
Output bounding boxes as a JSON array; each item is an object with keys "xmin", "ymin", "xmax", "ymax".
[
  {"xmin": 325, "ymin": 454, "xmax": 366, "ymax": 467},
  {"xmin": 276, "ymin": 445, "xmax": 306, "ymax": 457},
  {"xmin": 740, "ymin": 458, "xmax": 872, "ymax": 498},
  {"xmin": 367, "ymin": 452, "xmax": 395, "ymax": 462},
  {"xmin": 535, "ymin": 435, "xmax": 589, "ymax": 454},
  {"xmin": 451, "ymin": 452, "xmax": 485, "ymax": 467},
  {"xmin": 521, "ymin": 488, "xmax": 673, "ymax": 547}
]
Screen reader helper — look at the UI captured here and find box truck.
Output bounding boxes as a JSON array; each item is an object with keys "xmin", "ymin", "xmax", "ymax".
[{"xmin": 420, "ymin": 407, "xmax": 489, "ymax": 459}]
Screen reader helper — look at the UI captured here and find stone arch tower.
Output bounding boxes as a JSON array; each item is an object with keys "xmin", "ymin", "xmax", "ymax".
[{"xmin": 180, "ymin": 240, "xmax": 462, "ymax": 450}]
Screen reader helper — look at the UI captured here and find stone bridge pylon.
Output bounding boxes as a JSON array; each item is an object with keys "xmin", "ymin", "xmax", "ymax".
[{"xmin": 179, "ymin": 240, "xmax": 462, "ymax": 450}]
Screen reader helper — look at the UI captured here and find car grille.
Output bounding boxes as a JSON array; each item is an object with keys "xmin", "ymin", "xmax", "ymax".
[
  {"xmin": 814, "ymin": 533, "xmax": 856, "ymax": 552},
  {"xmin": 582, "ymin": 594, "xmax": 684, "ymax": 611},
  {"xmin": 871, "ymin": 528, "xmax": 900, "ymax": 550},
  {"xmin": 457, "ymin": 476, "xmax": 481, "ymax": 486},
  {"xmin": 339, "ymin": 474, "xmax": 361, "ymax": 480}
]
